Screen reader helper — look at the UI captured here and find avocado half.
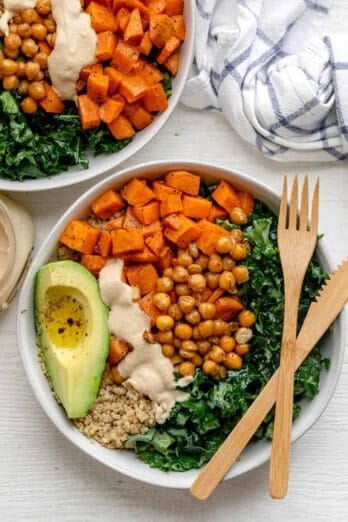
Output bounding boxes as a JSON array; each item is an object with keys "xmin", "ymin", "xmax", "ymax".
[{"xmin": 34, "ymin": 260, "xmax": 109, "ymax": 418}]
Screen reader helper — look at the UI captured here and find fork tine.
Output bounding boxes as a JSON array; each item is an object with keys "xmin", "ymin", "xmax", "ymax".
[
  {"xmin": 299, "ymin": 176, "xmax": 309, "ymax": 231},
  {"xmin": 310, "ymin": 178, "xmax": 320, "ymax": 235},
  {"xmin": 288, "ymin": 175, "xmax": 299, "ymax": 230},
  {"xmin": 278, "ymin": 177, "xmax": 288, "ymax": 232}
]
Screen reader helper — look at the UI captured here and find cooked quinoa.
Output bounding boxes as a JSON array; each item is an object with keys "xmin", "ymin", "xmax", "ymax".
[{"xmin": 73, "ymin": 366, "xmax": 156, "ymax": 449}]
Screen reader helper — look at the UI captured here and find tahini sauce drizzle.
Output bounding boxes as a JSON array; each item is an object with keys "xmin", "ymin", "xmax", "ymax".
[
  {"xmin": 0, "ymin": 1, "xmax": 36, "ymax": 35},
  {"xmin": 99, "ymin": 259, "xmax": 191, "ymax": 424},
  {"xmin": 48, "ymin": 0, "xmax": 97, "ymax": 101}
]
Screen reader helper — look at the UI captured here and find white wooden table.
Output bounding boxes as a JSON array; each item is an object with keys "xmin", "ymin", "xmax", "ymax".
[{"xmin": 1, "ymin": 4, "xmax": 348, "ymax": 518}]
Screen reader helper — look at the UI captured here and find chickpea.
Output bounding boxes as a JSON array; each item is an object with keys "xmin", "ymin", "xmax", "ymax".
[
  {"xmin": 173, "ymin": 338, "xmax": 182, "ymax": 349},
  {"xmin": 220, "ymin": 335, "xmax": 236, "ymax": 353},
  {"xmin": 21, "ymin": 38, "xmax": 39, "ymax": 57},
  {"xmin": 44, "ymin": 17, "xmax": 56, "ymax": 33},
  {"xmin": 219, "ymin": 366, "xmax": 228, "ymax": 379},
  {"xmin": 185, "ymin": 309, "xmax": 201, "ymax": 325},
  {"xmin": 162, "ymin": 344, "xmax": 175, "ymax": 358},
  {"xmin": 231, "ymin": 242, "xmax": 248, "ymax": 261},
  {"xmin": 235, "ymin": 327, "xmax": 253, "ymax": 344},
  {"xmin": 36, "ymin": 70, "xmax": 44, "ymax": 81},
  {"xmin": 110, "ymin": 366, "xmax": 125, "ymax": 385},
  {"xmin": 153, "ymin": 292, "xmax": 171, "ymax": 311},
  {"xmin": 17, "ymin": 23, "xmax": 32, "ymax": 38},
  {"xmin": 4, "ymin": 33, "xmax": 22, "ymax": 50},
  {"xmin": 168, "ymin": 303, "xmax": 183, "ymax": 321},
  {"xmin": 25, "ymin": 61, "xmax": 41, "ymax": 81},
  {"xmin": 188, "ymin": 263, "xmax": 202, "ymax": 274},
  {"xmin": 181, "ymin": 340, "xmax": 197, "ymax": 352},
  {"xmin": 20, "ymin": 96, "xmax": 38, "ymax": 114},
  {"xmin": 3, "ymin": 48, "xmax": 19, "ymax": 59},
  {"xmin": 143, "ymin": 330, "xmax": 155, "ymax": 343},
  {"xmin": 208, "ymin": 254, "xmax": 224, "ymax": 273},
  {"xmin": 156, "ymin": 315, "xmax": 174, "ymax": 331},
  {"xmin": 192, "ymin": 326, "xmax": 201, "ymax": 340},
  {"xmin": 178, "ymin": 295, "xmax": 195, "ymax": 314},
  {"xmin": 17, "ymin": 79, "xmax": 29, "ymax": 95},
  {"xmin": 156, "ymin": 277, "xmax": 173, "ymax": 293},
  {"xmin": 22, "ymin": 8, "xmax": 39, "ymax": 24},
  {"xmin": 230, "ymin": 228, "xmax": 244, "ymax": 242},
  {"xmin": 206, "ymin": 272, "xmax": 219, "ymax": 290},
  {"xmin": 188, "ymin": 242, "xmax": 199, "ymax": 259},
  {"xmin": 233, "ymin": 265, "xmax": 249, "ymax": 284},
  {"xmin": 191, "ymin": 354, "xmax": 203, "ymax": 366},
  {"xmin": 3, "ymin": 75, "xmax": 19, "ymax": 90},
  {"xmin": 36, "ymin": 0, "xmax": 52, "ymax": 17},
  {"xmin": 34, "ymin": 51, "xmax": 48, "ymax": 69},
  {"xmin": 178, "ymin": 361, "xmax": 195, "ymax": 377},
  {"xmin": 198, "ymin": 303, "xmax": 216, "ymax": 320},
  {"xmin": 222, "ymin": 256, "xmax": 236, "ymax": 271},
  {"xmin": 235, "ymin": 343, "xmax": 250, "ymax": 356},
  {"xmin": 17, "ymin": 61, "xmax": 26, "ymax": 78},
  {"xmin": 163, "ymin": 267, "xmax": 173, "ymax": 278},
  {"xmin": 175, "ymin": 283, "xmax": 190, "ymax": 296},
  {"xmin": 188, "ymin": 273, "xmax": 206, "ymax": 292},
  {"xmin": 224, "ymin": 352, "xmax": 243, "ymax": 370},
  {"xmin": 230, "ymin": 207, "xmax": 248, "ymax": 225},
  {"xmin": 13, "ymin": 15, "xmax": 22, "ymax": 25},
  {"xmin": 172, "ymin": 265, "xmax": 189, "ymax": 283},
  {"xmin": 198, "ymin": 320, "xmax": 214, "ymax": 338},
  {"xmin": 46, "ymin": 32, "xmax": 56, "ymax": 48},
  {"xmin": 9, "ymin": 24, "xmax": 18, "ymax": 34},
  {"xmin": 179, "ymin": 347, "xmax": 196, "ymax": 359},
  {"xmin": 177, "ymin": 252, "xmax": 193, "ymax": 267},
  {"xmin": 213, "ymin": 319, "xmax": 230, "ymax": 336},
  {"xmin": 170, "ymin": 354, "xmax": 184, "ymax": 365},
  {"xmin": 202, "ymin": 360, "xmax": 220, "ymax": 377},
  {"xmin": 31, "ymin": 24, "xmax": 47, "ymax": 42},
  {"xmin": 215, "ymin": 236, "xmax": 233, "ymax": 254},
  {"xmin": 197, "ymin": 340, "xmax": 211, "ymax": 355},
  {"xmin": 219, "ymin": 271, "xmax": 236, "ymax": 292},
  {"xmin": 209, "ymin": 346, "xmax": 226, "ymax": 363},
  {"xmin": 1, "ymin": 58, "xmax": 18, "ymax": 76},
  {"xmin": 28, "ymin": 81, "xmax": 46, "ymax": 100},
  {"xmin": 238, "ymin": 309, "xmax": 256, "ymax": 327},
  {"xmin": 196, "ymin": 254, "xmax": 209, "ymax": 270},
  {"xmin": 156, "ymin": 330, "xmax": 174, "ymax": 344},
  {"xmin": 175, "ymin": 323, "xmax": 193, "ymax": 340},
  {"xmin": 208, "ymin": 336, "xmax": 220, "ymax": 346}
]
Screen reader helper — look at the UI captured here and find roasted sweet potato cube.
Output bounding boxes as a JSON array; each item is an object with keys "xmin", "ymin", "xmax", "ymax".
[
  {"xmin": 91, "ymin": 189, "xmax": 125, "ymax": 219},
  {"xmin": 126, "ymin": 263, "xmax": 158, "ymax": 295},
  {"xmin": 59, "ymin": 220, "xmax": 100, "ymax": 254},
  {"xmin": 111, "ymin": 228, "xmax": 144, "ymax": 254}
]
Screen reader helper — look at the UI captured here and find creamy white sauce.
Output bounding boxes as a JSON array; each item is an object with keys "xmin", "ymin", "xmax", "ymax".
[
  {"xmin": 99, "ymin": 259, "xmax": 191, "ymax": 424},
  {"xmin": 47, "ymin": 0, "xmax": 97, "ymax": 101},
  {"xmin": 0, "ymin": 0, "xmax": 35, "ymax": 35},
  {"xmin": 0, "ymin": 219, "xmax": 9, "ymax": 281}
]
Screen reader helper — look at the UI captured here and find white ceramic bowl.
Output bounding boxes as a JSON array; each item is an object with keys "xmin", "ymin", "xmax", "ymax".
[
  {"xmin": 17, "ymin": 161, "xmax": 346, "ymax": 488},
  {"xmin": 0, "ymin": 3, "xmax": 195, "ymax": 193}
]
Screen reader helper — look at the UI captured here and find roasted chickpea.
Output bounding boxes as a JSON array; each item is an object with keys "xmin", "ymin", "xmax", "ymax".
[
  {"xmin": 197, "ymin": 340, "xmax": 211, "ymax": 355},
  {"xmin": 230, "ymin": 207, "xmax": 248, "ymax": 225},
  {"xmin": 185, "ymin": 309, "xmax": 201, "ymax": 325},
  {"xmin": 156, "ymin": 277, "xmax": 173, "ymax": 293},
  {"xmin": 110, "ymin": 366, "xmax": 125, "ymax": 385},
  {"xmin": 175, "ymin": 323, "xmax": 193, "ymax": 340},
  {"xmin": 4, "ymin": 33, "xmax": 22, "ymax": 50},
  {"xmin": 9, "ymin": 23, "xmax": 18, "ymax": 34},
  {"xmin": 34, "ymin": 51, "xmax": 48, "ymax": 69},
  {"xmin": 17, "ymin": 61, "xmax": 26, "ymax": 77},
  {"xmin": 230, "ymin": 228, "xmax": 244, "ymax": 242},
  {"xmin": 170, "ymin": 354, "xmax": 184, "ymax": 366},
  {"xmin": 172, "ymin": 265, "xmax": 189, "ymax": 283},
  {"xmin": 235, "ymin": 327, "xmax": 253, "ymax": 344},
  {"xmin": 202, "ymin": 359, "xmax": 220, "ymax": 377},
  {"xmin": 231, "ymin": 242, "xmax": 248, "ymax": 261},
  {"xmin": 17, "ymin": 23, "xmax": 32, "ymax": 38},
  {"xmin": 188, "ymin": 242, "xmax": 199, "ymax": 259},
  {"xmin": 46, "ymin": 32, "xmax": 56, "ymax": 48},
  {"xmin": 220, "ymin": 335, "xmax": 236, "ymax": 353},
  {"xmin": 219, "ymin": 271, "xmax": 236, "ymax": 292},
  {"xmin": 224, "ymin": 352, "xmax": 243, "ymax": 370},
  {"xmin": 238, "ymin": 309, "xmax": 256, "ymax": 327},
  {"xmin": 2, "ymin": 74, "xmax": 19, "ymax": 90},
  {"xmin": 17, "ymin": 79, "xmax": 29, "ymax": 95},
  {"xmin": 44, "ymin": 17, "xmax": 56, "ymax": 33},
  {"xmin": 1, "ymin": 58, "xmax": 18, "ymax": 76},
  {"xmin": 36, "ymin": 70, "xmax": 44, "ymax": 81},
  {"xmin": 3, "ymin": 48, "xmax": 19, "ymax": 59},
  {"xmin": 143, "ymin": 330, "xmax": 155, "ymax": 344},
  {"xmin": 162, "ymin": 344, "xmax": 175, "ymax": 358},
  {"xmin": 191, "ymin": 326, "xmax": 201, "ymax": 340},
  {"xmin": 177, "ymin": 252, "xmax": 193, "ymax": 267},
  {"xmin": 24, "ymin": 61, "xmax": 40, "ymax": 81},
  {"xmin": 187, "ymin": 263, "xmax": 202, "ymax": 274},
  {"xmin": 188, "ymin": 273, "xmax": 206, "ymax": 292},
  {"xmin": 198, "ymin": 303, "xmax": 216, "ymax": 320},
  {"xmin": 235, "ymin": 343, "xmax": 250, "ymax": 356},
  {"xmin": 179, "ymin": 347, "xmax": 196, "ymax": 360},
  {"xmin": 22, "ymin": 8, "xmax": 39, "ymax": 24},
  {"xmin": 222, "ymin": 256, "xmax": 236, "ymax": 271},
  {"xmin": 175, "ymin": 283, "xmax": 190, "ymax": 296},
  {"xmin": 206, "ymin": 272, "xmax": 219, "ymax": 290},
  {"xmin": 198, "ymin": 320, "xmax": 214, "ymax": 338},
  {"xmin": 20, "ymin": 96, "xmax": 38, "ymax": 114},
  {"xmin": 153, "ymin": 292, "xmax": 171, "ymax": 311},
  {"xmin": 178, "ymin": 361, "xmax": 195, "ymax": 377},
  {"xmin": 196, "ymin": 254, "xmax": 209, "ymax": 270},
  {"xmin": 219, "ymin": 366, "xmax": 228, "ymax": 379},
  {"xmin": 21, "ymin": 38, "xmax": 39, "ymax": 57},
  {"xmin": 167, "ymin": 304, "xmax": 183, "ymax": 322},
  {"xmin": 163, "ymin": 267, "xmax": 173, "ymax": 278},
  {"xmin": 36, "ymin": 0, "xmax": 52, "ymax": 17},
  {"xmin": 213, "ymin": 319, "xmax": 230, "ymax": 336},
  {"xmin": 191, "ymin": 353, "xmax": 203, "ymax": 366},
  {"xmin": 156, "ymin": 315, "xmax": 174, "ymax": 331},
  {"xmin": 177, "ymin": 295, "xmax": 195, "ymax": 314},
  {"xmin": 208, "ymin": 254, "xmax": 224, "ymax": 273},
  {"xmin": 215, "ymin": 236, "xmax": 233, "ymax": 254},
  {"xmin": 181, "ymin": 340, "xmax": 197, "ymax": 352},
  {"xmin": 173, "ymin": 338, "xmax": 182, "ymax": 349},
  {"xmin": 233, "ymin": 265, "xmax": 249, "ymax": 284},
  {"xmin": 13, "ymin": 15, "xmax": 22, "ymax": 25},
  {"xmin": 156, "ymin": 329, "xmax": 174, "ymax": 344},
  {"xmin": 208, "ymin": 336, "xmax": 220, "ymax": 346},
  {"xmin": 31, "ymin": 24, "xmax": 47, "ymax": 42},
  {"xmin": 28, "ymin": 81, "xmax": 46, "ymax": 100},
  {"xmin": 209, "ymin": 346, "xmax": 226, "ymax": 363}
]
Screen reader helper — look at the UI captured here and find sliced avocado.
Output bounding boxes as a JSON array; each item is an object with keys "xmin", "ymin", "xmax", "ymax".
[{"xmin": 34, "ymin": 260, "xmax": 109, "ymax": 418}]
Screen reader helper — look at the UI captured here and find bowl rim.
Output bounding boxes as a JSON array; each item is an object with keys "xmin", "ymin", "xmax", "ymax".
[
  {"xmin": 16, "ymin": 159, "xmax": 346, "ymax": 488},
  {"xmin": 0, "ymin": 1, "xmax": 196, "ymax": 193}
]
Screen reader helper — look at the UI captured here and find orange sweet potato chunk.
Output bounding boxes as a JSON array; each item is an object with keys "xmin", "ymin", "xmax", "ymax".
[
  {"xmin": 207, "ymin": 204, "xmax": 229, "ymax": 222},
  {"xmin": 145, "ymin": 230, "xmax": 165, "ymax": 256},
  {"xmin": 165, "ymin": 170, "xmax": 200, "ymax": 196},
  {"xmin": 143, "ymin": 83, "xmax": 168, "ymax": 112},
  {"xmin": 129, "ymin": 107, "xmax": 153, "ymax": 130},
  {"xmin": 95, "ymin": 229, "xmax": 112, "ymax": 257},
  {"xmin": 86, "ymin": 1, "xmax": 118, "ymax": 32},
  {"xmin": 124, "ymin": 8, "xmax": 144, "ymax": 45},
  {"xmin": 87, "ymin": 73, "xmax": 109, "ymax": 104},
  {"xmin": 99, "ymin": 98, "xmax": 125, "ymax": 123},
  {"xmin": 39, "ymin": 83, "xmax": 65, "ymax": 114},
  {"xmin": 91, "ymin": 189, "xmax": 125, "ymax": 219},
  {"xmin": 112, "ymin": 41, "xmax": 139, "ymax": 74},
  {"xmin": 81, "ymin": 254, "xmax": 108, "ymax": 276},
  {"xmin": 212, "ymin": 180, "xmax": 241, "ymax": 212},
  {"xmin": 59, "ymin": 220, "xmax": 100, "ymax": 254},
  {"xmin": 160, "ymin": 193, "xmax": 183, "ymax": 217},
  {"xmin": 108, "ymin": 114, "xmax": 135, "ymax": 139},
  {"xmin": 122, "ymin": 178, "xmax": 156, "ymax": 206},
  {"xmin": 77, "ymin": 95, "xmax": 101, "ymax": 130},
  {"xmin": 119, "ymin": 75, "xmax": 149, "ymax": 103},
  {"xmin": 164, "ymin": 213, "xmax": 202, "ymax": 248},
  {"xmin": 126, "ymin": 263, "xmax": 158, "ymax": 295},
  {"xmin": 111, "ymin": 228, "xmax": 144, "ymax": 254},
  {"xmin": 133, "ymin": 200, "xmax": 160, "ymax": 225},
  {"xmin": 182, "ymin": 195, "xmax": 212, "ymax": 219},
  {"xmin": 152, "ymin": 181, "xmax": 181, "ymax": 201},
  {"xmin": 238, "ymin": 191, "xmax": 255, "ymax": 215},
  {"xmin": 96, "ymin": 30, "xmax": 117, "ymax": 61},
  {"xmin": 149, "ymin": 13, "xmax": 173, "ymax": 48},
  {"xmin": 195, "ymin": 219, "xmax": 229, "ymax": 256},
  {"xmin": 138, "ymin": 291, "xmax": 162, "ymax": 326}
]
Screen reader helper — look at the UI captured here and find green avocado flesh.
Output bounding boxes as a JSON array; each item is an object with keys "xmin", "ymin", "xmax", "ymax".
[{"xmin": 34, "ymin": 260, "xmax": 109, "ymax": 419}]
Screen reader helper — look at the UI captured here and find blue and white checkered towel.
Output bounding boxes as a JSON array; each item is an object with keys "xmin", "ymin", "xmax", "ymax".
[{"xmin": 181, "ymin": 0, "xmax": 348, "ymax": 161}]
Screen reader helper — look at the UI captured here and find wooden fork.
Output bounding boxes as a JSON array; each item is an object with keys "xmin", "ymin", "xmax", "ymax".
[{"xmin": 269, "ymin": 176, "xmax": 319, "ymax": 499}]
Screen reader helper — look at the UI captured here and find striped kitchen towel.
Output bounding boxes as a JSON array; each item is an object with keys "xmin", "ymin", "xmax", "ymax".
[{"xmin": 181, "ymin": 0, "xmax": 348, "ymax": 161}]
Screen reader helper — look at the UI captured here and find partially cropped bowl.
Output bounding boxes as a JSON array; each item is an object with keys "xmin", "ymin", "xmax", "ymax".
[
  {"xmin": 0, "ymin": 2, "xmax": 195, "ymax": 193},
  {"xmin": 17, "ymin": 161, "xmax": 346, "ymax": 488}
]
